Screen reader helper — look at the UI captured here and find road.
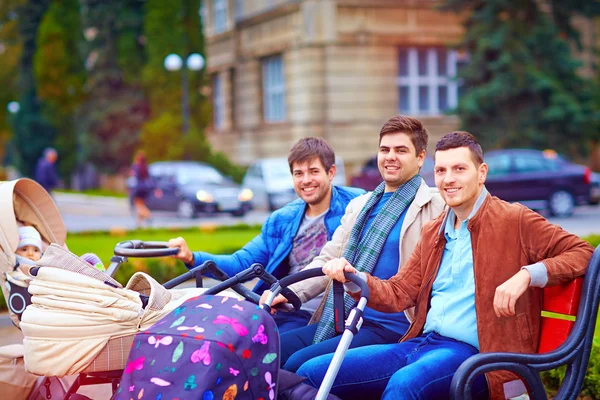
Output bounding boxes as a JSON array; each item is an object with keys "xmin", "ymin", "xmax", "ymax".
[
  {"xmin": 53, "ymin": 193, "xmax": 600, "ymax": 237},
  {"xmin": 54, "ymin": 193, "xmax": 271, "ymax": 232}
]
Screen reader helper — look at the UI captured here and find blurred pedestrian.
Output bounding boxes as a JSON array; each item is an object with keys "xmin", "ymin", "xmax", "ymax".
[
  {"xmin": 34, "ymin": 148, "xmax": 58, "ymax": 194},
  {"xmin": 130, "ymin": 150, "xmax": 152, "ymax": 228}
]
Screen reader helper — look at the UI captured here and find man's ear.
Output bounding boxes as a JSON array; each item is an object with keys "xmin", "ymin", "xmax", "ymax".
[
  {"xmin": 417, "ymin": 150, "xmax": 426, "ymax": 167},
  {"xmin": 328, "ymin": 164, "xmax": 337, "ymax": 180},
  {"xmin": 479, "ymin": 162, "xmax": 488, "ymax": 184}
]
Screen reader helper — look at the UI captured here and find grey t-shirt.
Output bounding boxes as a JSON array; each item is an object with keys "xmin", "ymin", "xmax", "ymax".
[{"xmin": 288, "ymin": 209, "xmax": 328, "ymax": 313}]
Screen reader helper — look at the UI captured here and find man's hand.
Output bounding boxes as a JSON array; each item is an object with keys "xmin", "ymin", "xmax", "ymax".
[
  {"xmin": 167, "ymin": 237, "xmax": 194, "ymax": 265},
  {"xmin": 493, "ymin": 269, "xmax": 531, "ymax": 317},
  {"xmin": 259, "ymin": 290, "xmax": 288, "ymax": 312},
  {"xmin": 322, "ymin": 257, "xmax": 357, "ymax": 282}
]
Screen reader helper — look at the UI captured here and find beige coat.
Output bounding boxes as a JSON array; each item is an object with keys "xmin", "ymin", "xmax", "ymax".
[{"xmin": 289, "ymin": 180, "xmax": 445, "ymax": 324}]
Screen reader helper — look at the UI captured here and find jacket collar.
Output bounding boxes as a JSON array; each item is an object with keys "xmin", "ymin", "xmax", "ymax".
[
  {"xmin": 400, "ymin": 179, "xmax": 438, "ymax": 237},
  {"xmin": 438, "ymin": 186, "xmax": 490, "ymax": 235}
]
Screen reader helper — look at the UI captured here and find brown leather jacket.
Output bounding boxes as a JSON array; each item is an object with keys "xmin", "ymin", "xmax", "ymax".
[{"xmin": 358, "ymin": 194, "xmax": 594, "ymax": 399}]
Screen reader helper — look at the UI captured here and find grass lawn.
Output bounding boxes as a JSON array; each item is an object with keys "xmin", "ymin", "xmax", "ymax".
[
  {"xmin": 55, "ymin": 188, "xmax": 128, "ymax": 198},
  {"xmin": 66, "ymin": 225, "xmax": 262, "ymax": 268}
]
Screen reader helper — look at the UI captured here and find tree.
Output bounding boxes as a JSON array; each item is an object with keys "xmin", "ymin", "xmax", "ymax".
[
  {"xmin": 34, "ymin": 0, "xmax": 86, "ymax": 184},
  {"xmin": 443, "ymin": 0, "xmax": 600, "ymax": 157},
  {"xmin": 77, "ymin": 0, "xmax": 149, "ymax": 174},
  {"xmin": 0, "ymin": 0, "xmax": 24, "ymax": 169},
  {"xmin": 12, "ymin": 0, "xmax": 55, "ymax": 178}
]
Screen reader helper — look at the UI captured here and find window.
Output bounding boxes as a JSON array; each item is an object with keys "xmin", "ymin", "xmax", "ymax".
[
  {"xmin": 486, "ymin": 154, "xmax": 511, "ymax": 176},
  {"xmin": 212, "ymin": 0, "xmax": 228, "ymax": 34},
  {"xmin": 234, "ymin": 0, "xmax": 244, "ymax": 20},
  {"xmin": 212, "ymin": 74, "xmax": 224, "ymax": 130},
  {"xmin": 230, "ymin": 67, "xmax": 236, "ymax": 129},
  {"xmin": 262, "ymin": 55, "xmax": 286, "ymax": 122},
  {"xmin": 397, "ymin": 47, "xmax": 463, "ymax": 116},
  {"xmin": 514, "ymin": 155, "xmax": 548, "ymax": 173}
]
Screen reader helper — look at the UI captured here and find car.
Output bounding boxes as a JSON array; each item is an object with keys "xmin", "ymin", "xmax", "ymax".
[
  {"xmin": 350, "ymin": 155, "xmax": 435, "ymax": 191},
  {"xmin": 590, "ymin": 172, "xmax": 600, "ymax": 205},
  {"xmin": 242, "ymin": 157, "xmax": 347, "ymax": 210},
  {"xmin": 139, "ymin": 161, "xmax": 253, "ymax": 218},
  {"xmin": 484, "ymin": 149, "xmax": 592, "ymax": 217}
]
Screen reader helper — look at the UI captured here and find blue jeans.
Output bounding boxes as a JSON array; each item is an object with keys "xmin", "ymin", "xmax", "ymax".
[
  {"xmin": 272, "ymin": 309, "xmax": 312, "ymax": 334},
  {"xmin": 281, "ymin": 321, "xmax": 405, "ymax": 372},
  {"xmin": 297, "ymin": 332, "xmax": 489, "ymax": 400}
]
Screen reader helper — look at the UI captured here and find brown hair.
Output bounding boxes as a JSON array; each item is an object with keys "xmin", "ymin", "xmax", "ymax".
[
  {"xmin": 379, "ymin": 115, "xmax": 429, "ymax": 155},
  {"xmin": 435, "ymin": 131, "xmax": 484, "ymax": 165},
  {"xmin": 288, "ymin": 137, "xmax": 335, "ymax": 172}
]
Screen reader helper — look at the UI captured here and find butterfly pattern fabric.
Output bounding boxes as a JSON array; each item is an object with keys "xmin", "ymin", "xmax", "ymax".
[{"xmin": 115, "ymin": 294, "xmax": 279, "ymax": 400}]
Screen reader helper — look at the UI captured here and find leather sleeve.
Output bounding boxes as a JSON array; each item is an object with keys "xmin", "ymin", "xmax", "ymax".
[{"xmin": 519, "ymin": 207, "xmax": 593, "ymax": 286}]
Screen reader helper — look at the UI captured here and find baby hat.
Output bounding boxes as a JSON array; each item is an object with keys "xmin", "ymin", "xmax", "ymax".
[
  {"xmin": 81, "ymin": 253, "xmax": 106, "ymax": 272},
  {"xmin": 17, "ymin": 226, "xmax": 42, "ymax": 252}
]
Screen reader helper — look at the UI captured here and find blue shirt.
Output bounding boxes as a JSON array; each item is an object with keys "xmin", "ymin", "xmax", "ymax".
[
  {"xmin": 360, "ymin": 192, "xmax": 410, "ymax": 333},
  {"xmin": 423, "ymin": 187, "xmax": 488, "ymax": 349}
]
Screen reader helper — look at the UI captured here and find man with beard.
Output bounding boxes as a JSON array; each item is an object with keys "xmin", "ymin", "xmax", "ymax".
[{"xmin": 168, "ymin": 137, "xmax": 364, "ymax": 332}]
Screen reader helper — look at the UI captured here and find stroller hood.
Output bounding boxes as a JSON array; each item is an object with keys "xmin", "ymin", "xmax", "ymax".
[
  {"xmin": 0, "ymin": 178, "xmax": 66, "ymax": 327},
  {"xmin": 0, "ymin": 178, "xmax": 66, "ymax": 263}
]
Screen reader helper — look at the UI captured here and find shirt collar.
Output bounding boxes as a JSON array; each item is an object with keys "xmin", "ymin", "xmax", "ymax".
[{"xmin": 444, "ymin": 186, "xmax": 488, "ymax": 239}]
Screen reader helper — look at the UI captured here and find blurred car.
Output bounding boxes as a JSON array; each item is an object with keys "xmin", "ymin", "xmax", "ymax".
[
  {"xmin": 485, "ymin": 149, "xmax": 591, "ymax": 217},
  {"xmin": 590, "ymin": 172, "xmax": 600, "ymax": 205},
  {"xmin": 242, "ymin": 157, "xmax": 347, "ymax": 210},
  {"xmin": 350, "ymin": 155, "xmax": 435, "ymax": 191},
  {"xmin": 139, "ymin": 161, "xmax": 252, "ymax": 218}
]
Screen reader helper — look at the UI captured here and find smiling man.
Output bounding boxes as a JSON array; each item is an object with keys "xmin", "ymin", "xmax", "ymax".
[
  {"xmin": 168, "ymin": 137, "xmax": 364, "ymax": 332},
  {"xmin": 301, "ymin": 131, "xmax": 593, "ymax": 400},
  {"xmin": 266, "ymin": 115, "xmax": 444, "ymax": 372}
]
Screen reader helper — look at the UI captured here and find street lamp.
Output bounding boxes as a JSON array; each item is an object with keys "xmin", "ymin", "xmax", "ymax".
[
  {"xmin": 6, "ymin": 101, "xmax": 20, "ymax": 114},
  {"xmin": 164, "ymin": 53, "xmax": 205, "ymax": 135}
]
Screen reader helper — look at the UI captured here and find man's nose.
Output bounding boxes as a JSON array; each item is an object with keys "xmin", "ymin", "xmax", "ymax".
[{"xmin": 443, "ymin": 171, "xmax": 456, "ymax": 184}]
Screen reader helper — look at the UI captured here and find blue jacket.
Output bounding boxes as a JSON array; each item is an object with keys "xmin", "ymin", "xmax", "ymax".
[{"xmin": 189, "ymin": 185, "xmax": 365, "ymax": 293}]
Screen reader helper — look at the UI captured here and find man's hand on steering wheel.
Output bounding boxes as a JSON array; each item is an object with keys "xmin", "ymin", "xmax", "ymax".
[{"xmin": 167, "ymin": 237, "xmax": 194, "ymax": 265}]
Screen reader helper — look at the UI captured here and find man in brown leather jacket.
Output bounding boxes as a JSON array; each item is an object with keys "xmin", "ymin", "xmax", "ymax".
[{"xmin": 297, "ymin": 131, "xmax": 594, "ymax": 400}]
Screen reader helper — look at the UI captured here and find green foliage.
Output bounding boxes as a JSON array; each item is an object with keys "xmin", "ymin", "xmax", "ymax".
[
  {"xmin": 207, "ymin": 151, "xmax": 248, "ymax": 183},
  {"xmin": 12, "ymin": 0, "xmax": 55, "ymax": 177},
  {"xmin": 34, "ymin": 0, "xmax": 86, "ymax": 184},
  {"xmin": 0, "ymin": 0, "xmax": 23, "ymax": 165},
  {"xmin": 443, "ymin": 0, "xmax": 600, "ymax": 156},
  {"xmin": 3, "ymin": 0, "xmax": 242, "ymax": 184},
  {"xmin": 77, "ymin": 0, "xmax": 149, "ymax": 174}
]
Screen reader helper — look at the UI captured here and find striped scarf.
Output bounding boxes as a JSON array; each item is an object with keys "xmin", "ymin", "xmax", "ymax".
[{"xmin": 313, "ymin": 174, "xmax": 421, "ymax": 343}]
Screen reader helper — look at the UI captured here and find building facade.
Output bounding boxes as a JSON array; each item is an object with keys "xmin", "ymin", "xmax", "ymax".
[{"xmin": 202, "ymin": 0, "xmax": 469, "ymax": 174}]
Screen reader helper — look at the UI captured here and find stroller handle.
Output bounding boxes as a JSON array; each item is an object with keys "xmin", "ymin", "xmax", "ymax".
[
  {"xmin": 113, "ymin": 240, "xmax": 179, "ymax": 258},
  {"xmin": 278, "ymin": 269, "xmax": 370, "ymax": 301}
]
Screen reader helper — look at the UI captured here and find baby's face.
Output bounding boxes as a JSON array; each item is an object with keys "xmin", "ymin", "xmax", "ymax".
[{"xmin": 16, "ymin": 245, "xmax": 41, "ymax": 261}]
